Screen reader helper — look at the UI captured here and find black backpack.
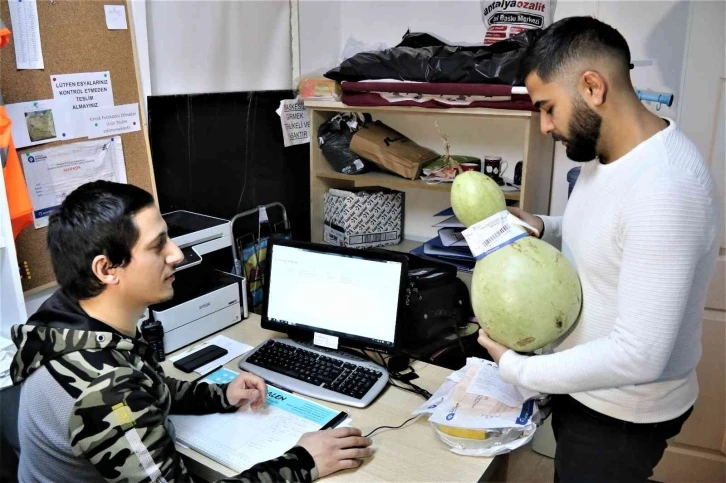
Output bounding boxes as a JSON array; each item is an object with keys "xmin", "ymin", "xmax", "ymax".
[{"xmin": 399, "ymin": 254, "xmax": 472, "ymax": 351}]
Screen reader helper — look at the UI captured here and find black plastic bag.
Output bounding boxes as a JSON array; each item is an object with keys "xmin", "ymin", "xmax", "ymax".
[
  {"xmin": 326, "ymin": 29, "xmax": 540, "ymax": 85},
  {"xmin": 317, "ymin": 113, "xmax": 375, "ymax": 175}
]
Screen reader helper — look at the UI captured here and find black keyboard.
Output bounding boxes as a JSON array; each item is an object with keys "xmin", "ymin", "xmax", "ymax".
[{"xmin": 244, "ymin": 340, "xmax": 385, "ymax": 402}]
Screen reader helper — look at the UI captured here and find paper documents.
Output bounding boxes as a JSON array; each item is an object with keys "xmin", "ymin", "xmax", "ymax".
[
  {"xmin": 416, "ymin": 358, "xmax": 541, "ymax": 431},
  {"xmin": 433, "ymin": 215, "xmax": 465, "ymax": 229},
  {"xmin": 82, "ymin": 103, "xmax": 141, "ymax": 139},
  {"xmin": 7, "ymin": 0, "xmax": 44, "ymax": 69},
  {"xmin": 466, "ymin": 362, "xmax": 539, "ymax": 407},
  {"xmin": 104, "ymin": 5, "xmax": 128, "ymax": 30},
  {"xmin": 276, "ymin": 99, "xmax": 310, "ymax": 147},
  {"xmin": 51, "ymin": 72, "xmax": 115, "ymax": 111},
  {"xmin": 169, "ymin": 335, "xmax": 253, "ymax": 375},
  {"xmin": 438, "ymin": 228, "xmax": 467, "ymax": 247},
  {"xmin": 5, "ymin": 98, "xmax": 85, "ymax": 149},
  {"xmin": 20, "ymin": 138, "xmax": 127, "ymax": 228},
  {"xmin": 170, "ymin": 386, "xmax": 342, "ymax": 473}
]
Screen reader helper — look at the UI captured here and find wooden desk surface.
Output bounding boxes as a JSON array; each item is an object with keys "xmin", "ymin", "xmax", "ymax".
[{"xmin": 161, "ymin": 314, "xmax": 497, "ymax": 482}]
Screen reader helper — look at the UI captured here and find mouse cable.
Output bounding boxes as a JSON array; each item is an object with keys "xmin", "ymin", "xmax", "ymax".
[
  {"xmin": 363, "ymin": 415, "xmax": 421, "ymax": 438},
  {"xmin": 389, "ymin": 377, "xmax": 432, "ymax": 400},
  {"xmin": 360, "ymin": 349, "xmax": 432, "ymax": 400}
]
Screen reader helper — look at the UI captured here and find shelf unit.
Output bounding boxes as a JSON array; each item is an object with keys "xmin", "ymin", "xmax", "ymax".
[{"xmin": 306, "ymin": 101, "xmax": 555, "ymax": 274}]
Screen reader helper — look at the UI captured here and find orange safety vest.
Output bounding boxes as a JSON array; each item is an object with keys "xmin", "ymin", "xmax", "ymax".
[
  {"xmin": 0, "ymin": 18, "xmax": 9, "ymax": 48},
  {"xmin": 1, "ymin": 19, "xmax": 33, "ymax": 238}
]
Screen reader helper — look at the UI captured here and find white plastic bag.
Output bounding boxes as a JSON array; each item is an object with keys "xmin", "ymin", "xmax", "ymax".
[
  {"xmin": 416, "ymin": 358, "xmax": 543, "ymax": 457},
  {"xmin": 432, "ymin": 423, "xmax": 537, "ymax": 457}
]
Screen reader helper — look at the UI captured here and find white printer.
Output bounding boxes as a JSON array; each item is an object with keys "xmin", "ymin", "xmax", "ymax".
[{"xmin": 148, "ymin": 211, "xmax": 248, "ymax": 354}]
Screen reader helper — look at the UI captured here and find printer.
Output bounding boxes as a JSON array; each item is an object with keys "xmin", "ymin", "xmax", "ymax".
[{"xmin": 147, "ymin": 211, "xmax": 248, "ymax": 354}]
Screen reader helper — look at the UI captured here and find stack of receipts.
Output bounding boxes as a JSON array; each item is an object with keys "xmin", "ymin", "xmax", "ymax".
[{"xmin": 414, "ymin": 358, "xmax": 543, "ymax": 457}]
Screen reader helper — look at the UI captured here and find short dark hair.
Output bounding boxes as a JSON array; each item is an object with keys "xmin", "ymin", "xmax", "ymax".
[
  {"xmin": 47, "ymin": 181, "xmax": 155, "ymax": 300},
  {"xmin": 521, "ymin": 16, "xmax": 631, "ymax": 83}
]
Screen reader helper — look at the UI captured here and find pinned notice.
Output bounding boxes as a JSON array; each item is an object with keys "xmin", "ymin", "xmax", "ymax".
[
  {"xmin": 5, "ymin": 98, "xmax": 84, "ymax": 149},
  {"xmin": 276, "ymin": 99, "xmax": 310, "ymax": 147},
  {"xmin": 7, "ymin": 0, "xmax": 44, "ymax": 69},
  {"xmin": 51, "ymin": 72, "xmax": 115, "ymax": 111},
  {"xmin": 81, "ymin": 103, "xmax": 141, "ymax": 139},
  {"xmin": 104, "ymin": 5, "xmax": 128, "ymax": 30},
  {"xmin": 20, "ymin": 138, "xmax": 127, "ymax": 228}
]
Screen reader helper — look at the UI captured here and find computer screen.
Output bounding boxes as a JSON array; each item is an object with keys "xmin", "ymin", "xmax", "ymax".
[{"xmin": 263, "ymin": 242, "xmax": 405, "ymax": 350}]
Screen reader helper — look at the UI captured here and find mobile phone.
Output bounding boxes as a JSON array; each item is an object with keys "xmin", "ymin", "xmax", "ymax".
[{"xmin": 173, "ymin": 345, "xmax": 228, "ymax": 373}]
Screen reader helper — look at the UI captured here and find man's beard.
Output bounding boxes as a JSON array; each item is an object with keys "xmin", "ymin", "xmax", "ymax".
[{"xmin": 554, "ymin": 97, "xmax": 602, "ymax": 162}]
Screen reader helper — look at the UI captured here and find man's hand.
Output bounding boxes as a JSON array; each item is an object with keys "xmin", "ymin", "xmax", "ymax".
[
  {"xmin": 508, "ymin": 207, "xmax": 544, "ymax": 238},
  {"xmin": 296, "ymin": 427, "xmax": 373, "ymax": 478},
  {"xmin": 477, "ymin": 329, "xmax": 510, "ymax": 364},
  {"xmin": 225, "ymin": 371, "xmax": 267, "ymax": 409}
]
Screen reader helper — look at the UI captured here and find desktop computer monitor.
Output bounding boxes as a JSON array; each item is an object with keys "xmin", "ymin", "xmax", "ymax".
[{"xmin": 261, "ymin": 239, "xmax": 408, "ymax": 353}]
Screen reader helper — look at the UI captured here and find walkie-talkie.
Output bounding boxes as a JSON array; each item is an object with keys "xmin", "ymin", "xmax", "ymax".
[{"xmin": 141, "ymin": 318, "xmax": 165, "ymax": 362}]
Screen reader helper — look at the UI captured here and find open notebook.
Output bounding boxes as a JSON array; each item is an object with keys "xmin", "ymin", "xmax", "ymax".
[{"xmin": 170, "ymin": 368, "xmax": 347, "ymax": 473}]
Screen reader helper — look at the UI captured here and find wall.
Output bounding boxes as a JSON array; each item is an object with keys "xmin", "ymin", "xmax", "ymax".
[
  {"xmin": 140, "ymin": 0, "xmax": 292, "ymax": 97},
  {"xmin": 299, "ymin": 0, "xmax": 696, "ymax": 217},
  {"xmin": 0, "ymin": 165, "xmax": 27, "ymax": 339}
]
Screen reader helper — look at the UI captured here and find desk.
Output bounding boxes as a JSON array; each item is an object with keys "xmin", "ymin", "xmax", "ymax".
[{"xmin": 161, "ymin": 314, "xmax": 499, "ymax": 482}]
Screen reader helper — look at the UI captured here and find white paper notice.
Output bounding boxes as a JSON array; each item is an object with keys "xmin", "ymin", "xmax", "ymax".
[
  {"xmin": 7, "ymin": 0, "xmax": 44, "ymax": 69},
  {"xmin": 169, "ymin": 335, "xmax": 253, "ymax": 375},
  {"xmin": 313, "ymin": 333, "xmax": 339, "ymax": 350},
  {"xmin": 104, "ymin": 5, "xmax": 127, "ymax": 30},
  {"xmin": 5, "ymin": 98, "xmax": 85, "ymax": 149},
  {"xmin": 276, "ymin": 99, "xmax": 310, "ymax": 147},
  {"xmin": 20, "ymin": 138, "xmax": 127, "ymax": 228},
  {"xmin": 466, "ymin": 362, "xmax": 533, "ymax": 408},
  {"xmin": 51, "ymin": 72, "xmax": 114, "ymax": 111},
  {"xmin": 82, "ymin": 103, "xmax": 141, "ymax": 139}
]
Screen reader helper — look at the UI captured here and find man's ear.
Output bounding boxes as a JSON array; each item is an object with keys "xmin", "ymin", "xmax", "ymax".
[
  {"xmin": 90, "ymin": 255, "xmax": 120, "ymax": 287},
  {"xmin": 580, "ymin": 70, "xmax": 608, "ymax": 108}
]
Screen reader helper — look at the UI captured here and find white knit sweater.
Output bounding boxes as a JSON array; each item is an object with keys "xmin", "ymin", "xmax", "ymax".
[{"xmin": 499, "ymin": 120, "xmax": 722, "ymax": 423}]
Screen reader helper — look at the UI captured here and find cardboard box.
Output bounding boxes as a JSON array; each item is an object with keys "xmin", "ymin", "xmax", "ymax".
[{"xmin": 323, "ymin": 188, "xmax": 404, "ymax": 248}]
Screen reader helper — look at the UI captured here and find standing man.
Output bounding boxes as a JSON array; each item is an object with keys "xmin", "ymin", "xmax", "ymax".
[
  {"xmin": 477, "ymin": 17, "xmax": 722, "ymax": 482},
  {"xmin": 11, "ymin": 180, "xmax": 372, "ymax": 482}
]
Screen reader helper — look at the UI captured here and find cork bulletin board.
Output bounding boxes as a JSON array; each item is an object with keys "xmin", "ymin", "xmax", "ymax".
[{"xmin": 0, "ymin": 0, "xmax": 154, "ymax": 292}]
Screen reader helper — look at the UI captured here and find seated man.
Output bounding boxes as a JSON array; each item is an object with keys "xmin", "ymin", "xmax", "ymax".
[{"xmin": 10, "ymin": 180, "xmax": 372, "ymax": 482}]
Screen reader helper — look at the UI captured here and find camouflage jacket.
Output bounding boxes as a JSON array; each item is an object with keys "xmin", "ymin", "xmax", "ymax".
[{"xmin": 11, "ymin": 289, "xmax": 316, "ymax": 483}]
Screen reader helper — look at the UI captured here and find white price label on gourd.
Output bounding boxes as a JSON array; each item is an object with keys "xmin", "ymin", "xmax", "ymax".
[{"xmin": 462, "ymin": 211, "xmax": 529, "ymax": 259}]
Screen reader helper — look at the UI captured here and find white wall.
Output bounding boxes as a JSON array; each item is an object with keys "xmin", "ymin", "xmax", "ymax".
[
  {"xmin": 677, "ymin": 0, "xmax": 725, "ymax": 244},
  {"xmin": 549, "ymin": 0, "xmax": 692, "ymax": 215},
  {"xmin": 24, "ymin": 285, "xmax": 56, "ymax": 318},
  {"xmin": 299, "ymin": 0, "xmax": 702, "ymax": 217},
  {"xmin": 143, "ymin": 0, "xmax": 292, "ymax": 96},
  {"xmin": 129, "ymin": 0, "xmax": 152, "ymax": 112},
  {"xmin": 0, "ymin": 165, "xmax": 27, "ymax": 339},
  {"xmin": 129, "ymin": 0, "xmax": 721, "ymax": 225}
]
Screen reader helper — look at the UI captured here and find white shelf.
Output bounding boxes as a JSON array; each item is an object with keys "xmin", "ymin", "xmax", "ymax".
[
  {"xmin": 306, "ymin": 102, "xmax": 554, "ymax": 279},
  {"xmin": 315, "ymin": 170, "xmax": 521, "ymax": 200},
  {"xmin": 304, "ymin": 100, "xmax": 536, "ymax": 119}
]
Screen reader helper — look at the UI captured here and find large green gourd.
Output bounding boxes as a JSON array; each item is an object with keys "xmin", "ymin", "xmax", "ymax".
[{"xmin": 452, "ymin": 172, "xmax": 582, "ymax": 351}]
